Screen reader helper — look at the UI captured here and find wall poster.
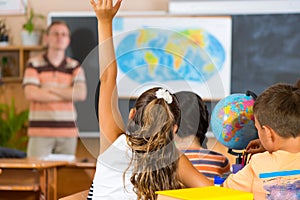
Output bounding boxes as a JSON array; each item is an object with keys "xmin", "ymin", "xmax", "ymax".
[{"xmin": 112, "ymin": 16, "xmax": 232, "ymax": 100}]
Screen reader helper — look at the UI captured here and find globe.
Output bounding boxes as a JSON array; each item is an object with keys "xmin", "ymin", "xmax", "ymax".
[{"xmin": 211, "ymin": 93, "xmax": 258, "ymax": 150}]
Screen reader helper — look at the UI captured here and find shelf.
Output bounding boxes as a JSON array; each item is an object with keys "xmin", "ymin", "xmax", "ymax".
[
  {"xmin": 1, "ymin": 77, "xmax": 23, "ymax": 82},
  {"xmin": 0, "ymin": 45, "xmax": 45, "ymax": 51},
  {"xmin": 0, "ymin": 45, "xmax": 45, "ymax": 82}
]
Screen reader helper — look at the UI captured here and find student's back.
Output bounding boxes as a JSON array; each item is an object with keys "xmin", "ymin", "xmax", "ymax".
[
  {"xmin": 224, "ymin": 82, "xmax": 300, "ymax": 200},
  {"xmin": 174, "ymin": 91, "xmax": 230, "ymax": 180}
]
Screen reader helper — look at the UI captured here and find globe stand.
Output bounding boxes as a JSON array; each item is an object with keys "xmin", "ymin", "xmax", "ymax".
[
  {"xmin": 245, "ymin": 90, "xmax": 257, "ymax": 100},
  {"xmin": 228, "ymin": 149, "xmax": 244, "ymax": 173}
]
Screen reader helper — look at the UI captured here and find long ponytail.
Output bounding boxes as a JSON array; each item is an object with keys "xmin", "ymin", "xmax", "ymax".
[{"xmin": 125, "ymin": 88, "xmax": 182, "ymax": 200}]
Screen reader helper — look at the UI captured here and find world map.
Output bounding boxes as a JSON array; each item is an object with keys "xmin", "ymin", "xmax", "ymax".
[{"xmin": 115, "ymin": 28, "xmax": 225, "ymax": 84}]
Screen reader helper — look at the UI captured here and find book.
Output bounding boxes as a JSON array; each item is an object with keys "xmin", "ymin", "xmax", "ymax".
[{"xmin": 156, "ymin": 186, "xmax": 253, "ymax": 200}]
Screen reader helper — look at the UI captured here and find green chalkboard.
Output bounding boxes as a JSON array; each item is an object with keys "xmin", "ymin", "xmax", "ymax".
[{"xmin": 231, "ymin": 14, "xmax": 300, "ymax": 95}]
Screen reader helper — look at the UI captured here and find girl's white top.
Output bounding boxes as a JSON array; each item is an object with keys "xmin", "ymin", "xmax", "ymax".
[{"xmin": 92, "ymin": 134, "xmax": 136, "ymax": 200}]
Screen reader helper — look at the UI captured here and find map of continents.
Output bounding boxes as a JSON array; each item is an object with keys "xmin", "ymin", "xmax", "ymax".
[{"xmin": 115, "ymin": 28, "xmax": 225, "ymax": 83}]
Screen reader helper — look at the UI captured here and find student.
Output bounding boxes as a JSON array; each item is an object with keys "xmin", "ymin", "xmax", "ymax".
[
  {"xmin": 174, "ymin": 91, "xmax": 230, "ymax": 180},
  {"xmin": 23, "ymin": 21, "xmax": 87, "ymax": 157},
  {"xmin": 89, "ymin": 0, "xmax": 212, "ymax": 199},
  {"xmin": 246, "ymin": 79, "xmax": 300, "ymax": 155},
  {"xmin": 223, "ymin": 83, "xmax": 300, "ymax": 199}
]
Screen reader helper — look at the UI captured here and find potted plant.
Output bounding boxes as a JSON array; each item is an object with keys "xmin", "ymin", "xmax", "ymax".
[
  {"xmin": 21, "ymin": 7, "xmax": 45, "ymax": 46},
  {"xmin": 0, "ymin": 98, "xmax": 29, "ymax": 151},
  {"xmin": 0, "ymin": 19, "xmax": 9, "ymax": 46}
]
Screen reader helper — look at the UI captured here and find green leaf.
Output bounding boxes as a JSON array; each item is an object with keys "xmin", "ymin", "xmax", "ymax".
[
  {"xmin": 0, "ymin": 98, "xmax": 29, "ymax": 149},
  {"xmin": 23, "ymin": 8, "xmax": 45, "ymax": 33}
]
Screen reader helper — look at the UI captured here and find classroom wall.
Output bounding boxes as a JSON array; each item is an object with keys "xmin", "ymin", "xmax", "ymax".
[
  {"xmin": 1, "ymin": 0, "xmax": 168, "ymax": 113},
  {"xmin": 1, "ymin": 0, "xmax": 168, "ymax": 111},
  {"xmin": 5, "ymin": 0, "xmax": 168, "ymax": 45}
]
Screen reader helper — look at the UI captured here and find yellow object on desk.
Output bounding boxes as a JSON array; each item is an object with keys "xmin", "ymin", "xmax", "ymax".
[{"xmin": 156, "ymin": 186, "xmax": 253, "ymax": 200}]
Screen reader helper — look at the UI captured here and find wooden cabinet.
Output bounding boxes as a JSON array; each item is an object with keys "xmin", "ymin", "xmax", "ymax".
[{"xmin": 0, "ymin": 46, "xmax": 45, "ymax": 82}]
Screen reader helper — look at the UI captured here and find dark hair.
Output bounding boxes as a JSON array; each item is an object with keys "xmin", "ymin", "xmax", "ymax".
[
  {"xmin": 174, "ymin": 91, "xmax": 209, "ymax": 145},
  {"xmin": 126, "ymin": 87, "xmax": 182, "ymax": 200},
  {"xmin": 254, "ymin": 83, "xmax": 300, "ymax": 138},
  {"xmin": 295, "ymin": 79, "xmax": 300, "ymax": 89},
  {"xmin": 46, "ymin": 20, "xmax": 70, "ymax": 35}
]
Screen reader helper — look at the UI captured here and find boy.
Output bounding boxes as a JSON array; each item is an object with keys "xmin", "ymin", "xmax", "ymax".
[{"xmin": 223, "ymin": 83, "xmax": 300, "ymax": 199}]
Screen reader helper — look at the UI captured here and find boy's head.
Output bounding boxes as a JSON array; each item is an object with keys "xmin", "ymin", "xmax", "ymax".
[
  {"xmin": 253, "ymin": 83, "xmax": 300, "ymax": 141},
  {"xmin": 174, "ymin": 91, "xmax": 209, "ymax": 146}
]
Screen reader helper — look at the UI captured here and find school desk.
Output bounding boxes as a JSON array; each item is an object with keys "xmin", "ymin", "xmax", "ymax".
[
  {"xmin": 56, "ymin": 158, "xmax": 96, "ymax": 199},
  {"xmin": 0, "ymin": 158, "xmax": 67, "ymax": 200}
]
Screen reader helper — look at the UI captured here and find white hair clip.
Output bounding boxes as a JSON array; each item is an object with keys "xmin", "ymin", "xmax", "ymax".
[{"xmin": 155, "ymin": 88, "xmax": 173, "ymax": 104}]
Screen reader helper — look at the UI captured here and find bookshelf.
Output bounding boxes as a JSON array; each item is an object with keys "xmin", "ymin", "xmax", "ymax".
[{"xmin": 0, "ymin": 45, "xmax": 45, "ymax": 82}]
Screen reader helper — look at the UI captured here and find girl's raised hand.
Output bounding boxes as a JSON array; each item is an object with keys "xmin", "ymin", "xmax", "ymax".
[{"xmin": 90, "ymin": 0, "xmax": 122, "ymax": 22}]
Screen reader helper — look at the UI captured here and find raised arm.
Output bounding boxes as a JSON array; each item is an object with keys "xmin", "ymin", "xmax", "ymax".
[{"xmin": 90, "ymin": 0, "xmax": 124, "ymax": 154}]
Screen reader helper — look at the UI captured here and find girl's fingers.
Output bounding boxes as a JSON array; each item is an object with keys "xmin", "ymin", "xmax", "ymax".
[
  {"xmin": 90, "ymin": 0, "xmax": 106, "ymax": 8},
  {"xmin": 90, "ymin": 0, "xmax": 96, "ymax": 7},
  {"xmin": 113, "ymin": 0, "xmax": 122, "ymax": 13},
  {"xmin": 98, "ymin": 0, "xmax": 104, "ymax": 6},
  {"xmin": 91, "ymin": 0, "xmax": 121, "ymax": 19},
  {"xmin": 106, "ymin": 0, "xmax": 111, "ymax": 8}
]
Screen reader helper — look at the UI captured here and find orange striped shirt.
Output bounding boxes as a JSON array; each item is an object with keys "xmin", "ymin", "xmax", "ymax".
[
  {"xmin": 23, "ymin": 54, "xmax": 86, "ymax": 137},
  {"xmin": 183, "ymin": 149, "xmax": 231, "ymax": 180}
]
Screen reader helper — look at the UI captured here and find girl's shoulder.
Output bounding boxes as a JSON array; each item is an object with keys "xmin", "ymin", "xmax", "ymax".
[{"xmin": 99, "ymin": 134, "xmax": 129, "ymax": 156}]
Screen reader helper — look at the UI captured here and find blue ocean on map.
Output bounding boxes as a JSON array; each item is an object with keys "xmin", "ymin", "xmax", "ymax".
[{"xmin": 114, "ymin": 28, "xmax": 225, "ymax": 84}]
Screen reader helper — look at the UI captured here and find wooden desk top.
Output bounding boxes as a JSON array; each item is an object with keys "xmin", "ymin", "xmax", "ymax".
[
  {"xmin": 65, "ymin": 158, "xmax": 96, "ymax": 168},
  {"xmin": 0, "ymin": 157, "xmax": 97, "ymax": 169},
  {"xmin": 0, "ymin": 158, "xmax": 68, "ymax": 169}
]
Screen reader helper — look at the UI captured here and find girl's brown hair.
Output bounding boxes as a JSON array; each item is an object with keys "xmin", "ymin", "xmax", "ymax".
[{"xmin": 125, "ymin": 87, "xmax": 182, "ymax": 200}]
